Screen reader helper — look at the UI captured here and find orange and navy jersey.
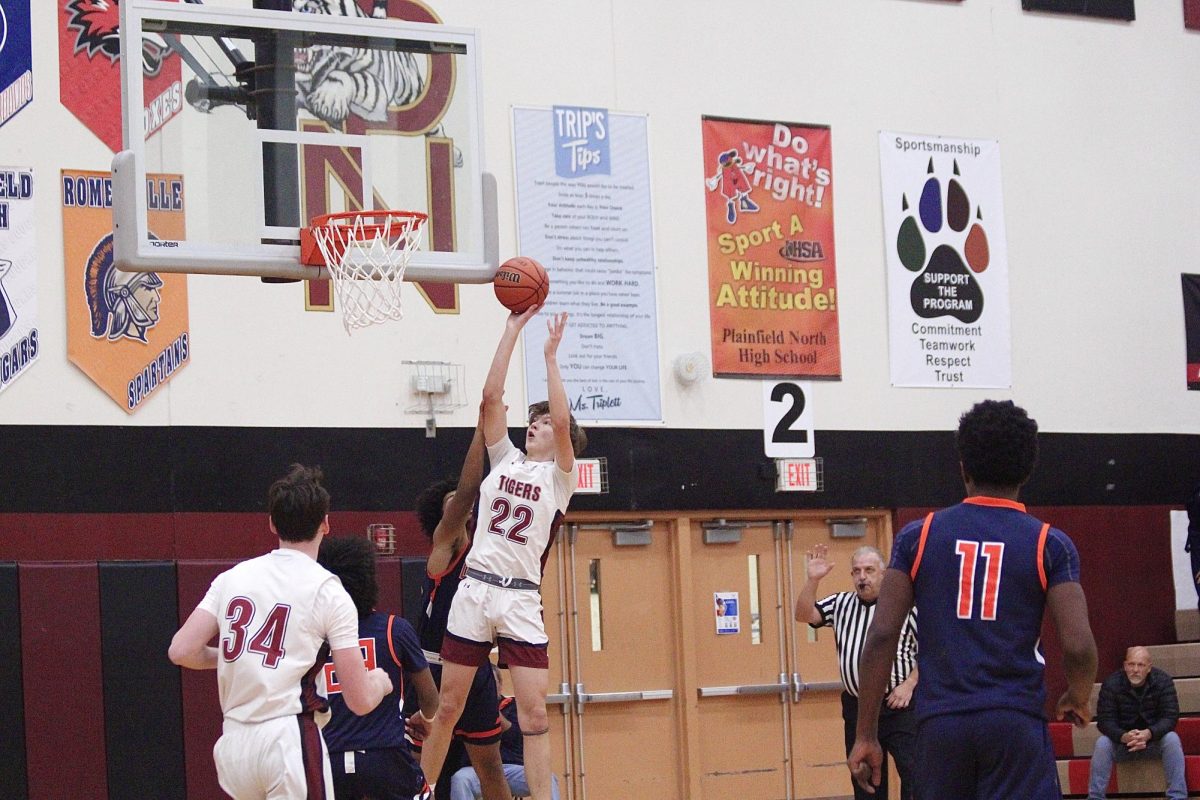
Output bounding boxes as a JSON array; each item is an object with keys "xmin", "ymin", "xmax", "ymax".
[
  {"xmin": 320, "ymin": 611, "xmax": 427, "ymax": 753},
  {"xmin": 418, "ymin": 543, "xmax": 469, "ymax": 654},
  {"xmin": 889, "ymin": 496, "xmax": 1080, "ymax": 722}
]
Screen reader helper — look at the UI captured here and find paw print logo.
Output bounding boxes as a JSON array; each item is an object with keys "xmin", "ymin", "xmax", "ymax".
[{"xmin": 897, "ymin": 159, "xmax": 989, "ymax": 324}]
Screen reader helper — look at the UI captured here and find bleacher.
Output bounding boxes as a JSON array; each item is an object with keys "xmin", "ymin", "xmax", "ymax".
[{"xmin": 1055, "ymin": 609, "xmax": 1200, "ymax": 798}]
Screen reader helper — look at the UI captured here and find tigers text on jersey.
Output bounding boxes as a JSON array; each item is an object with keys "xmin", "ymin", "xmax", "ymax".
[
  {"xmin": 465, "ymin": 438, "xmax": 576, "ymax": 585},
  {"xmin": 198, "ymin": 548, "xmax": 360, "ymax": 724},
  {"xmin": 890, "ymin": 497, "xmax": 1081, "ymax": 722}
]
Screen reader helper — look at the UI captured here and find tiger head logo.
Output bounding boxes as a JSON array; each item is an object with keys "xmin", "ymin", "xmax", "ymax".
[{"xmin": 65, "ymin": 0, "xmax": 169, "ymax": 76}]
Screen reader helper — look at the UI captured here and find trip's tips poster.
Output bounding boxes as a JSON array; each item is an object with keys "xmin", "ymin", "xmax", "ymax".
[{"xmin": 702, "ymin": 117, "xmax": 842, "ymax": 379}]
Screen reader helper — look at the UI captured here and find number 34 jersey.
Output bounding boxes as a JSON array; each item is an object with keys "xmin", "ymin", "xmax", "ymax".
[
  {"xmin": 889, "ymin": 496, "xmax": 1081, "ymax": 722},
  {"xmin": 198, "ymin": 548, "xmax": 360, "ymax": 724},
  {"xmin": 465, "ymin": 438, "xmax": 577, "ymax": 586}
]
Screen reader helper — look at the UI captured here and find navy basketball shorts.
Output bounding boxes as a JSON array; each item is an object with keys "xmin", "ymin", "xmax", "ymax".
[
  {"xmin": 413, "ymin": 662, "xmax": 502, "ymax": 748},
  {"xmin": 329, "ymin": 747, "xmax": 429, "ymax": 800},
  {"xmin": 916, "ymin": 709, "xmax": 1061, "ymax": 800}
]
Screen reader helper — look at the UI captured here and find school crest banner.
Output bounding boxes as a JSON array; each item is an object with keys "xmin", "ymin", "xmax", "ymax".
[
  {"xmin": 702, "ymin": 117, "xmax": 841, "ymax": 379},
  {"xmin": 62, "ymin": 169, "xmax": 190, "ymax": 413},
  {"xmin": 880, "ymin": 132, "xmax": 1012, "ymax": 388},
  {"xmin": 0, "ymin": 0, "xmax": 33, "ymax": 129},
  {"xmin": 58, "ymin": 0, "xmax": 182, "ymax": 151},
  {"xmin": 0, "ymin": 166, "xmax": 39, "ymax": 395}
]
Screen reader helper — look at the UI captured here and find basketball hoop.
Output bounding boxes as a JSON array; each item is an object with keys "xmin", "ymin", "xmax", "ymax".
[{"xmin": 300, "ymin": 210, "xmax": 428, "ymax": 333}]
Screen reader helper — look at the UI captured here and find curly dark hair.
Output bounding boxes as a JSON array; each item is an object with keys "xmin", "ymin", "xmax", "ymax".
[
  {"xmin": 317, "ymin": 535, "xmax": 378, "ymax": 619},
  {"xmin": 268, "ymin": 464, "xmax": 330, "ymax": 542},
  {"xmin": 956, "ymin": 400, "xmax": 1039, "ymax": 489},
  {"xmin": 415, "ymin": 477, "xmax": 458, "ymax": 540},
  {"xmin": 527, "ymin": 401, "xmax": 587, "ymax": 456}
]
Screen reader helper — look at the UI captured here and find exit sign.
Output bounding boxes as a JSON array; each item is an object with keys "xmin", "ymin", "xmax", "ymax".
[
  {"xmin": 775, "ymin": 458, "xmax": 822, "ymax": 492},
  {"xmin": 576, "ymin": 457, "xmax": 608, "ymax": 494}
]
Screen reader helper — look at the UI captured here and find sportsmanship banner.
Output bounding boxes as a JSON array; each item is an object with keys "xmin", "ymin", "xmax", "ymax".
[
  {"xmin": 62, "ymin": 169, "xmax": 190, "ymax": 414},
  {"xmin": 513, "ymin": 105, "xmax": 662, "ymax": 422},
  {"xmin": 0, "ymin": 0, "xmax": 33, "ymax": 128},
  {"xmin": 880, "ymin": 132, "xmax": 1012, "ymax": 388},
  {"xmin": 702, "ymin": 117, "xmax": 841, "ymax": 379},
  {"xmin": 1183, "ymin": 275, "xmax": 1200, "ymax": 390},
  {"xmin": 0, "ymin": 166, "xmax": 39, "ymax": 395}
]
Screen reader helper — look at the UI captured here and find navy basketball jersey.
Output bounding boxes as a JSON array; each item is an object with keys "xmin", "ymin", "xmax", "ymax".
[
  {"xmin": 890, "ymin": 497, "xmax": 1080, "ymax": 722},
  {"xmin": 320, "ymin": 611, "xmax": 428, "ymax": 753},
  {"xmin": 418, "ymin": 542, "xmax": 470, "ymax": 654}
]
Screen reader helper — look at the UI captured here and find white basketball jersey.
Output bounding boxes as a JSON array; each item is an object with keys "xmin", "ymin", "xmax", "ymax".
[
  {"xmin": 466, "ymin": 438, "xmax": 576, "ymax": 584},
  {"xmin": 199, "ymin": 548, "xmax": 360, "ymax": 724}
]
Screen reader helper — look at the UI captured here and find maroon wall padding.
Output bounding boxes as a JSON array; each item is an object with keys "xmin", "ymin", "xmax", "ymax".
[
  {"xmin": 20, "ymin": 563, "xmax": 108, "ymax": 800},
  {"xmin": 896, "ymin": 505, "xmax": 1177, "ymax": 716},
  {"xmin": 0, "ymin": 514, "xmax": 175, "ymax": 561},
  {"xmin": 0, "ymin": 512, "xmax": 430, "ymax": 563},
  {"xmin": 176, "ymin": 560, "xmax": 234, "ymax": 800}
]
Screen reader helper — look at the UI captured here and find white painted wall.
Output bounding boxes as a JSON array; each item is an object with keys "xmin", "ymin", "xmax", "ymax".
[{"xmin": 1, "ymin": 0, "xmax": 1197, "ymax": 433}]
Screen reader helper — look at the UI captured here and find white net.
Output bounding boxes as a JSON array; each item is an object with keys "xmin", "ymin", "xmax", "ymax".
[{"xmin": 312, "ymin": 211, "xmax": 427, "ymax": 333}]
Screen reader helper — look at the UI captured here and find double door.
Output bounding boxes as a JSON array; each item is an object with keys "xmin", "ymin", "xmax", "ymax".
[{"xmin": 538, "ymin": 510, "xmax": 893, "ymax": 800}]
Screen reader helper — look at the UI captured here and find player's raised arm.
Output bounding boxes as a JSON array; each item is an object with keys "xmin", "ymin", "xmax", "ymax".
[
  {"xmin": 544, "ymin": 312, "xmax": 574, "ymax": 472},
  {"xmin": 168, "ymin": 606, "xmax": 220, "ymax": 670},
  {"xmin": 426, "ymin": 414, "xmax": 487, "ymax": 575},
  {"xmin": 481, "ymin": 306, "xmax": 539, "ymax": 447}
]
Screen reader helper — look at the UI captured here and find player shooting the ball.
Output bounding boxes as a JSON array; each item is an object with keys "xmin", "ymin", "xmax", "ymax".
[{"xmin": 419, "ymin": 305, "xmax": 585, "ymax": 800}]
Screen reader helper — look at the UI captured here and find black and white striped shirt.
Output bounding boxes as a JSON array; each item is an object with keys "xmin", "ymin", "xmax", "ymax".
[{"xmin": 814, "ymin": 592, "xmax": 918, "ymax": 697}]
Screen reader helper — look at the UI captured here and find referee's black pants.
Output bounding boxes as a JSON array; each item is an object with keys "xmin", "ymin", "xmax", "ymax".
[{"xmin": 841, "ymin": 690, "xmax": 916, "ymax": 800}]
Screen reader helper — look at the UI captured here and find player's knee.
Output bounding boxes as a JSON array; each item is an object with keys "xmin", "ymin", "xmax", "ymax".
[
  {"xmin": 436, "ymin": 691, "xmax": 468, "ymax": 719},
  {"xmin": 517, "ymin": 705, "xmax": 548, "ymax": 732}
]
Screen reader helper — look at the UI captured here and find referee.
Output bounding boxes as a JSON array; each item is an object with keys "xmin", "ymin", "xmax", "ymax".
[{"xmin": 796, "ymin": 543, "xmax": 917, "ymax": 800}]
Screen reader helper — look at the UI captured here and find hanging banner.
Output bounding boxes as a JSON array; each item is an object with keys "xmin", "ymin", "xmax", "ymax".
[
  {"xmin": 0, "ymin": 166, "xmax": 39, "ymax": 395},
  {"xmin": 58, "ymin": 0, "xmax": 182, "ymax": 151},
  {"xmin": 702, "ymin": 116, "xmax": 841, "ymax": 379},
  {"xmin": 62, "ymin": 169, "xmax": 190, "ymax": 413},
  {"xmin": 513, "ymin": 105, "xmax": 662, "ymax": 422},
  {"xmin": 880, "ymin": 132, "xmax": 1012, "ymax": 388},
  {"xmin": 0, "ymin": 0, "xmax": 33, "ymax": 129},
  {"xmin": 1183, "ymin": 275, "xmax": 1200, "ymax": 391},
  {"xmin": 1188, "ymin": 0, "xmax": 1200, "ymax": 31}
]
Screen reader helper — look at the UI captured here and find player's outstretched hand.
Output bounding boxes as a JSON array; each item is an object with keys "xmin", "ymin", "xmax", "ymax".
[
  {"xmin": 1054, "ymin": 691, "xmax": 1092, "ymax": 728},
  {"xmin": 806, "ymin": 543, "xmax": 835, "ymax": 580},
  {"xmin": 847, "ymin": 738, "xmax": 882, "ymax": 794},
  {"xmin": 505, "ymin": 304, "xmax": 540, "ymax": 333},
  {"xmin": 544, "ymin": 312, "xmax": 569, "ymax": 357}
]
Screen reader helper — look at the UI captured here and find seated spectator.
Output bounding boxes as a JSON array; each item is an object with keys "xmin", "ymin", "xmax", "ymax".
[
  {"xmin": 1087, "ymin": 646, "xmax": 1185, "ymax": 800},
  {"xmin": 449, "ymin": 668, "xmax": 561, "ymax": 800}
]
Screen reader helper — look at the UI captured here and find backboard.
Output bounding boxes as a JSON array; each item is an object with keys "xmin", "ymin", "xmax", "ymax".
[{"xmin": 112, "ymin": 0, "xmax": 497, "ymax": 282}]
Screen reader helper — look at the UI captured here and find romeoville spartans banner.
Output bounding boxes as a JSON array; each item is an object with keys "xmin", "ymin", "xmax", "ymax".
[
  {"xmin": 0, "ymin": 166, "xmax": 39, "ymax": 394},
  {"xmin": 63, "ymin": 169, "xmax": 190, "ymax": 413},
  {"xmin": 702, "ymin": 117, "xmax": 841, "ymax": 379},
  {"xmin": 880, "ymin": 132, "xmax": 1011, "ymax": 388},
  {"xmin": 1183, "ymin": 275, "xmax": 1200, "ymax": 390}
]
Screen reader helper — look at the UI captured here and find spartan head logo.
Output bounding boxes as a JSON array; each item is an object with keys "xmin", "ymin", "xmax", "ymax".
[
  {"xmin": 65, "ymin": 0, "xmax": 169, "ymax": 76},
  {"xmin": 84, "ymin": 233, "xmax": 164, "ymax": 343}
]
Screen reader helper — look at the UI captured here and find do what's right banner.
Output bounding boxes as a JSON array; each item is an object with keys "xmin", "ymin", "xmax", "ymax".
[{"xmin": 880, "ymin": 132, "xmax": 1011, "ymax": 388}]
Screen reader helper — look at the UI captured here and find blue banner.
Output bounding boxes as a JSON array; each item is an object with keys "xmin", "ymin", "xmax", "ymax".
[{"xmin": 0, "ymin": 0, "xmax": 33, "ymax": 128}]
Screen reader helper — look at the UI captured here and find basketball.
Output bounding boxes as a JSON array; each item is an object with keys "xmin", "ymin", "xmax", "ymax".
[{"xmin": 493, "ymin": 256, "xmax": 549, "ymax": 313}]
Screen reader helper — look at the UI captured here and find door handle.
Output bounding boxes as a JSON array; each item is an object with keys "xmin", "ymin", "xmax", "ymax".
[
  {"xmin": 577, "ymin": 689, "xmax": 674, "ymax": 704},
  {"xmin": 698, "ymin": 682, "xmax": 789, "ymax": 697}
]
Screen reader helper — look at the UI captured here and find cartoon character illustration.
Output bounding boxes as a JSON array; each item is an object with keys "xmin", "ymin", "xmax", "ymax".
[
  {"xmin": 85, "ymin": 234, "xmax": 164, "ymax": 343},
  {"xmin": 705, "ymin": 148, "xmax": 760, "ymax": 224},
  {"xmin": 0, "ymin": 259, "xmax": 15, "ymax": 339}
]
